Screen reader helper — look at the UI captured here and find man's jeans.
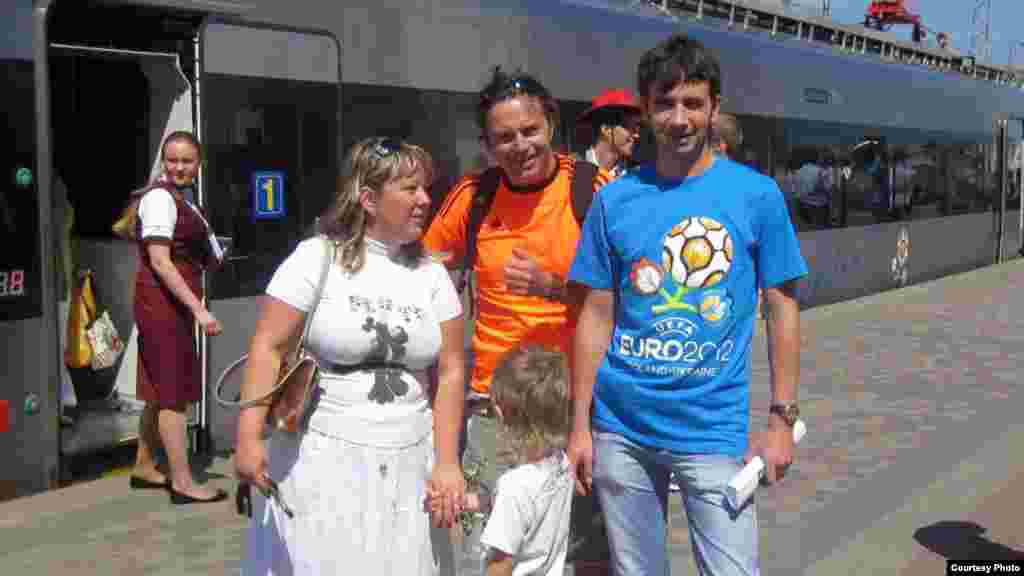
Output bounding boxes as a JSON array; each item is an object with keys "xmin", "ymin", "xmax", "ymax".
[{"xmin": 592, "ymin": 431, "xmax": 759, "ymax": 576}]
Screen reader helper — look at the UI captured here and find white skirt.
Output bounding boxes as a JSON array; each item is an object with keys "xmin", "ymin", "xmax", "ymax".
[{"xmin": 241, "ymin": 428, "xmax": 453, "ymax": 575}]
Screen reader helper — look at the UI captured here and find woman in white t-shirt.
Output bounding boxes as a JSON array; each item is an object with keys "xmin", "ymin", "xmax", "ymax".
[{"xmin": 235, "ymin": 137, "xmax": 467, "ymax": 575}]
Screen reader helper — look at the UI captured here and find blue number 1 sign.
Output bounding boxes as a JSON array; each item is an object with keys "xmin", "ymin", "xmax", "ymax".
[{"xmin": 252, "ymin": 171, "xmax": 286, "ymax": 221}]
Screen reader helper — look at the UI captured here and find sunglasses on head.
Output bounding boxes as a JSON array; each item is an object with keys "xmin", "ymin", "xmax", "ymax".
[
  {"xmin": 369, "ymin": 137, "xmax": 403, "ymax": 160},
  {"xmin": 507, "ymin": 75, "xmax": 545, "ymax": 97}
]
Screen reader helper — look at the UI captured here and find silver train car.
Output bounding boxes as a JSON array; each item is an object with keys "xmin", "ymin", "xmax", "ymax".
[{"xmin": 1, "ymin": 0, "xmax": 1022, "ymax": 498}]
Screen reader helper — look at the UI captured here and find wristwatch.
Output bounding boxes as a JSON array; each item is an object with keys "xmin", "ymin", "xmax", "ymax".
[{"xmin": 769, "ymin": 403, "xmax": 800, "ymax": 427}]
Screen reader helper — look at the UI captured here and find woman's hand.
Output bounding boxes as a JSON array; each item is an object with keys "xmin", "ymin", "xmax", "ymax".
[
  {"xmin": 196, "ymin": 308, "xmax": 224, "ymax": 336},
  {"xmin": 234, "ymin": 434, "xmax": 271, "ymax": 493},
  {"xmin": 428, "ymin": 461, "xmax": 466, "ymax": 528}
]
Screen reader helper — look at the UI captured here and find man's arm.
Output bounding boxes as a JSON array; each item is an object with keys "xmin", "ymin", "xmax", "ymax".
[
  {"xmin": 573, "ymin": 287, "xmax": 614, "ymax": 423},
  {"xmin": 758, "ymin": 279, "xmax": 800, "ymax": 483},
  {"xmin": 763, "ymin": 280, "xmax": 800, "ymax": 405},
  {"xmin": 567, "ymin": 286, "xmax": 615, "ymax": 494}
]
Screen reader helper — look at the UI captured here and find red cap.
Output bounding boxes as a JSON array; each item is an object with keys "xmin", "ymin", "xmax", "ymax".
[{"xmin": 577, "ymin": 89, "xmax": 641, "ymax": 124}]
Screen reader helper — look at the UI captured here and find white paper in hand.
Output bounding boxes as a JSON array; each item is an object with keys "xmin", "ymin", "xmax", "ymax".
[{"xmin": 726, "ymin": 420, "xmax": 806, "ymax": 511}]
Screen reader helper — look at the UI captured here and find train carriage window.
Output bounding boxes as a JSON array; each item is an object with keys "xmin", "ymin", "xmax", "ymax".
[
  {"xmin": 0, "ymin": 60, "xmax": 43, "ymax": 321},
  {"xmin": 199, "ymin": 21, "xmax": 342, "ymax": 301},
  {"xmin": 203, "ymin": 76, "xmax": 339, "ymax": 300},
  {"xmin": 768, "ymin": 115, "xmax": 998, "ymax": 230},
  {"xmin": 340, "ymin": 84, "xmax": 491, "ymax": 217}
]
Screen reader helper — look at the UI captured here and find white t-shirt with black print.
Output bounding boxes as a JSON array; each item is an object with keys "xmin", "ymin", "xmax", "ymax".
[{"xmin": 266, "ymin": 236, "xmax": 462, "ymax": 448}]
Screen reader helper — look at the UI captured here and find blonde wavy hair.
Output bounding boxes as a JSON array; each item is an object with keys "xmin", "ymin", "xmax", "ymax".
[
  {"xmin": 318, "ymin": 137, "xmax": 435, "ymax": 272},
  {"xmin": 491, "ymin": 344, "xmax": 573, "ymax": 467}
]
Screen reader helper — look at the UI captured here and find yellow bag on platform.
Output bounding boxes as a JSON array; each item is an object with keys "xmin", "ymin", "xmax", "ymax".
[{"xmin": 65, "ymin": 271, "xmax": 97, "ymax": 369}]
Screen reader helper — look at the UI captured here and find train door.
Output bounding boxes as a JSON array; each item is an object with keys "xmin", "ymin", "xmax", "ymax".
[
  {"xmin": 994, "ymin": 116, "xmax": 1024, "ymax": 261},
  {"xmin": 197, "ymin": 20, "xmax": 341, "ymax": 452},
  {"xmin": 49, "ymin": 44, "xmax": 199, "ymax": 459},
  {"xmin": 1011, "ymin": 117, "xmax": 1024, "ymax": 257},
  {"xmin": 43, "ymin": 1, "xmax": 206, "ymax": 479}
]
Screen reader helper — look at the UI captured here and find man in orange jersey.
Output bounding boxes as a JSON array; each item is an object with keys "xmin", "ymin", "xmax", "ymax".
[
  {"xmin": 424, "ymin": 69, "xmax": 610, "ymax": 399},
  {"xmin": 423, "ymin": 68, "xmax": 611, "ymax": 575}
]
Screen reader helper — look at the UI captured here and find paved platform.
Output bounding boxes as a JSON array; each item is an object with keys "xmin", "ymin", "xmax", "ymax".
[{"xmin": 2, "ymin": 260, "xmax": 1023, "ymax": 574}]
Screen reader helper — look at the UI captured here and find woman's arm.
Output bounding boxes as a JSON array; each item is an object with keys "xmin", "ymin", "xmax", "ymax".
[
  {"xmin": 234, "ymin": 295, "xmax": 305, "ymax": 491},
  {"xmin": 433, "ymin": 314, "xmax": 466, "ymax": 466},
  {"xmin": 429, "ymin": 314, "xmax": 467, "ymax": 528},
  {"xmin": 145, "ymin": 243, "xmax": 222, "ymax": 334}
]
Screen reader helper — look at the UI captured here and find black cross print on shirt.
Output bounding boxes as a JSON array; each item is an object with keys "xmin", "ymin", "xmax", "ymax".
[{"xmin": 362, "ymin": 316, "xmax": 410, "ymax": 404}]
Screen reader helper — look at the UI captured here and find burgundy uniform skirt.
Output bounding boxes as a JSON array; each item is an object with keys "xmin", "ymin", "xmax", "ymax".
[{"xmin": 134, "ymin": 282, "xmax": 201, "ymax": 409}]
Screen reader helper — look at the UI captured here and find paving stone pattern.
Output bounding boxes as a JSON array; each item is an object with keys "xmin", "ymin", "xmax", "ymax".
[{"xmin": 1, "ymin": 261, "xmax": 1023, "ymax": 574}]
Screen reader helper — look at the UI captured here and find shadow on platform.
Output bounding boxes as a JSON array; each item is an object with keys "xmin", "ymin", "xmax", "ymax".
[{"xmin": 913, "ymin": 521, "xmax": 1024, "ymax": 561}]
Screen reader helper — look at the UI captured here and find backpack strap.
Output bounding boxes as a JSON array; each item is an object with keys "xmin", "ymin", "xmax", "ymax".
[
  {"xmin": 459, "ymin": 167, "xmax": 502, "ymax": 295},
  {"xmin": 459, "ymin": 160, "xmax": 599, "ymax": 313},
  {"xmin": 570, "ymin": 159, "xmax": 599, "ymax": 225}
]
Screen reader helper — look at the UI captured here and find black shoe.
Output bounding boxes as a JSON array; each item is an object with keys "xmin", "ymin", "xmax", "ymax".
[
  {"xmin": 169, "ymin": 487, "xmax": 229, "ymax": 505},
  {"xmin": 130, "ymin": 476, "xmax": 169, "ymax": 490}
]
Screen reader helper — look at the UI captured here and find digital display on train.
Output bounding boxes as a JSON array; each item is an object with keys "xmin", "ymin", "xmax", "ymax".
[
  {"xmin": 0, "ymin": 269, "xmax": 27, "ymax": 298},
  {"xmin": 1, "ymin": 60, "xmax": 43, "ymax": 322},
  {"xmin": 0, "ymin": 162, "xmax": 42, "ymax": 321}
]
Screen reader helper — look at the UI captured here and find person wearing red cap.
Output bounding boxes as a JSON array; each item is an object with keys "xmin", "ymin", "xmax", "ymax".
[{"xmin": 577, "ymin": 89, "xmax": 643, "ymax": 180}]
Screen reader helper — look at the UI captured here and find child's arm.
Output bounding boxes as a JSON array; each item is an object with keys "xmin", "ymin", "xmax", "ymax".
[
  {"xmin": 424, "ymin": 490, "xmax": 490, "ymax": 516},
  {"xmin": 485, "ymin": 549, "xmax": 515, "ymax": 576}
]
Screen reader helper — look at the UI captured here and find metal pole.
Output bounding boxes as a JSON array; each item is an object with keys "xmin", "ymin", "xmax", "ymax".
[{"xmin": 33, "ymin": 0, "xmax": 60, "ymax": 491}]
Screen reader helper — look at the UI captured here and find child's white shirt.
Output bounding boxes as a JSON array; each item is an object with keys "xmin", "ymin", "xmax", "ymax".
[{"xmin": 480, "ymin": 451, "xmax": 574, "ymax": 576}]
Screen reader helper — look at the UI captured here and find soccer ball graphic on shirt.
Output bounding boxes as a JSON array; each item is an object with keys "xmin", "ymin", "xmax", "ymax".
[{"xmin": 661, "ymin": 217, "xmax": 733, "ymax": 289}]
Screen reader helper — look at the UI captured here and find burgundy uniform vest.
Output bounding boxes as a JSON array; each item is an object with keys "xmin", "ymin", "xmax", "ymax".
[{"xmin": 133, "ymin": 182, "xmax": 210, "ymax": 294}]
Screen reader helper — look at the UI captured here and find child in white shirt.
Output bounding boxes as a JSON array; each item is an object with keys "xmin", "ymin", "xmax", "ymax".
[{"xmin": 427, "ymin": 345, "xmax": 574, "ymax": 576}]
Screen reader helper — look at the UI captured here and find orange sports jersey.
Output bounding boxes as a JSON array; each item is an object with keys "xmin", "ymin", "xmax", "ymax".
[{"xmin": 423, "ymin": 154, "xmax": 612, "ymax": 393}]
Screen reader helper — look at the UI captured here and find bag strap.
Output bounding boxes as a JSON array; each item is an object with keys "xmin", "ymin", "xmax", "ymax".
[
  {"xmin": 460, "ymin": 167, "xmax": 502, "ymax": 294},
  {"xmin": 292, "ymin": 236, "xmax": 335, "ymax": 361},
  {"xmin": 215, "ymin": 236, "xmax": 335, "ymax": 409},
  {"xmin": 570, "ymin": 159, "xmax": 599, "ymax": 225}
]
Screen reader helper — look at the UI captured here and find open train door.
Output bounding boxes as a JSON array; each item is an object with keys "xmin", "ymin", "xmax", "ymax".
[
  {"xmin": 1013, "ymin": 117, "xmax": 1024, "ymax": 257},
  {"xmin": 198, "ymin": 19, "xmax": 341, "ymax": 453}
]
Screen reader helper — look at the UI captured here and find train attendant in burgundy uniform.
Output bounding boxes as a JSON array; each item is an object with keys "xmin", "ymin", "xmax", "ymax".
[{"xmin": 131, "ymin": 130, "xmax": 228, "ymax": 505}]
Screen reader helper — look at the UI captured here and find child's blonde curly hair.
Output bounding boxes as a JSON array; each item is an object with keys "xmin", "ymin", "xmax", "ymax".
[{"xmin": 490, "ymin": 344, "xmax": 572, "ymax": 467}]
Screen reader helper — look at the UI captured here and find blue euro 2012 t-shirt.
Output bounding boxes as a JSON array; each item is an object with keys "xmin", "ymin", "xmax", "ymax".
[{"xmin": 569, "ymin": 159, "xmax": 808, "ymax": 457}]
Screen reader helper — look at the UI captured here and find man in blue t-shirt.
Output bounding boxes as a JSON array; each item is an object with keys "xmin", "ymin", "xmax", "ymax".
[{"xmin": 567, "ymin": 34, "xmax": 808, "ymax": 576}]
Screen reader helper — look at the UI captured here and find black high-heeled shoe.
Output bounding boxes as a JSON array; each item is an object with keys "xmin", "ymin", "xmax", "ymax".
[
  {"xmin": 129, "ymin": 476, "xmax": 169, "ymax": 490},
  {"xmin": 169, "ymin": 487, "xmax": 229, "ymax": 505}
]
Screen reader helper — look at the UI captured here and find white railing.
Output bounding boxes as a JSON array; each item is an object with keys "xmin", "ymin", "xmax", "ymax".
[{"xmin": 635, "ymin": 0, "xmax": 1021, "ymax": 89}]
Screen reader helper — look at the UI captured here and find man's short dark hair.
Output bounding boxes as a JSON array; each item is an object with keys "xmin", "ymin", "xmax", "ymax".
[{"xmin": 636, "ymin": 34, "xmax": 721, "ymax": 100}]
